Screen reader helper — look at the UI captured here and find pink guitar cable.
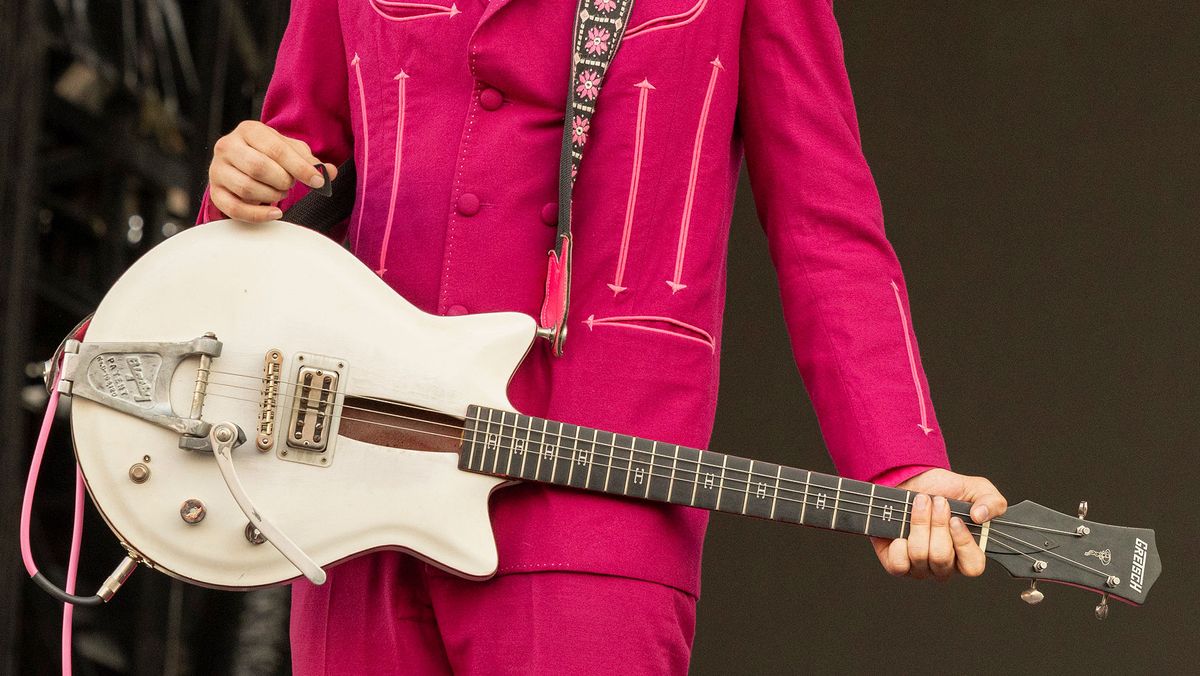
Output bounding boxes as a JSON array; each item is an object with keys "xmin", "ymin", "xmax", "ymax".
[{"xmin": 20, "ymin": 319, "xmax": 132, "ymax": 675}]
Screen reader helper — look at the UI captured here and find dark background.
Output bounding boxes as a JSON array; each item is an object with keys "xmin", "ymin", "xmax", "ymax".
[{"xmin": 2, "ymin": 2, "xmax": 1196, "ymax": 674}]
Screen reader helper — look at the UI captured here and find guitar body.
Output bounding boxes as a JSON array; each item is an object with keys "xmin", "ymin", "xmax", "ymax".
[{"xmin": 72, "ymin": 220, "xmax": 537, "ymax": 589}]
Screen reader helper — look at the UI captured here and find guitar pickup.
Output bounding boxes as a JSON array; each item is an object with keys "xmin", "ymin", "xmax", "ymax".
[{"xmin": 286, "ymin": 362, "xmax": 342, "ymax": 454}]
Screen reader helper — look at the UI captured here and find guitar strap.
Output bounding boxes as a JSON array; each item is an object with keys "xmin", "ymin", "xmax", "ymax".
[{"xmin": 284, "ymin": 0, "xmax": 636, "ymax": 356}]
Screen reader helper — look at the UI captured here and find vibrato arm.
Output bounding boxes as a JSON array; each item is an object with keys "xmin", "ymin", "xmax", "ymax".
[{"xmin": 208, "ymin": 422, "xmax": 327, "ymax": 585}]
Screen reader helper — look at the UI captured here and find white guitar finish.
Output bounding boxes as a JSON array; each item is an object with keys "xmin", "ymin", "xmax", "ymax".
[{"xmin": 71, "ymin": 220, "xmax": 537, "ymax": 589}]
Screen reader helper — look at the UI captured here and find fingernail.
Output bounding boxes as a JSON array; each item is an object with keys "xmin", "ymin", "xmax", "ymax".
[
  {"xmin": 972, "ymin": 505, "xmax": 989, "ymax": 522},
  {"xmin": 933, "ymin": 496, "xmax": 947, "ymax": 511},
  {"xmin": 914, "ymin": 493, "xmax": 929, "ymax": 510},
  {"xmin": 950, "ymin": 517, "xmax": 964, "ymax": 531},
  {"xmin": 268, "ymin": 208, "xmax": 283, "ymax": 220}
]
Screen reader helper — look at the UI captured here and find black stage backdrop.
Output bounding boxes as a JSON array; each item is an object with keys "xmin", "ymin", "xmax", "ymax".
[
  {"xmin": 2, "ymin": 2, "xmax": 1195, "ymax": 674},
  {"xmin": 703, "ymin": 4, "xmax": 1196, "ymax": 673}
]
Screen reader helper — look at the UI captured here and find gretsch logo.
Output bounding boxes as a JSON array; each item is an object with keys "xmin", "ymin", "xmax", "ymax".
[
  {"xmin": 86, "ymin": 353, "xmax": 160, "ymax": 406},
  {"xmin": 1129, "ymin": 538, "xmax": 1148, "ymax": 593}
]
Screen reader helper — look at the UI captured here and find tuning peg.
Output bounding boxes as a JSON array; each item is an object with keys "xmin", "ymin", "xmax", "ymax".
[
  {"xmin": 1095, "ymin": 594, "xmax": 1109, "ymax": 620},
  {"xmin": 1077, "ymin": 501, "xmax": 1088, "ymax": 519},
  {"xmin": 1020, "ymin": 580, "xmax": 1045, "ymax": 605}
]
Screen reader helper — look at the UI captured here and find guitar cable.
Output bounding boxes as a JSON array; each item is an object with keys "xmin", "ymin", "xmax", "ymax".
[{"xmin": 20, "ymin": 318, "xmax": 139, "ymax": 675}]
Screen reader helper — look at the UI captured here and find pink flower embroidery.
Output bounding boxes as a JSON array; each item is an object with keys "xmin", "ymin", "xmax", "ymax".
[
  {"xmin": 585, "ymin": 27, "xmax": 610, "ymax": 55},
  {"xmin": 571, "ymin": 116, "xmax": 590, "ymax": 147},
  {"xmin": 576, "ymin": 69, "xmax": 601, "ymax": 101},
  {"xmin": 593, "ymin": 0, "xmax": 616, "ymax": 12}
]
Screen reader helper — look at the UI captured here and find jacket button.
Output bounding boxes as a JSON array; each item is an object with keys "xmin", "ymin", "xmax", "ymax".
[
  {"xmin": 447, "ymin": 304, "xmax": 468, "ymax": 316},
  {"xmin": 479, "ymin": 87, "xmax": 503, "ymax": 111},
  {"xmin": 540, "ymin": 202, "xmax": 558, "ymax": 227},
  {"xmin": 456, "ymin": 192, "xmax": 481, "ymax": 216}
]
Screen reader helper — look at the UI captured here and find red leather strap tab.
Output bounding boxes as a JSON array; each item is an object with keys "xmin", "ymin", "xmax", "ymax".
[{"xmin": 538, "ymin": 234, "xmax": 572, "ymax": 356}]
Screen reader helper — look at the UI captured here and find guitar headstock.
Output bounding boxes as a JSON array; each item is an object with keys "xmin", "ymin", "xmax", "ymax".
[{"xmin": 981, "ymin": 500, "xmax": 1160, "ymax": 617}]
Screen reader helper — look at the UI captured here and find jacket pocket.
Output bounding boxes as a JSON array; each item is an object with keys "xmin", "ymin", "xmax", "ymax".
[
  {"xmin": 367, "ymin": 0, "xmax": 459, "ymax": 23},
  {"xmin": 624, "ymin": 0, "xmax": 709, "ymax": 41}
]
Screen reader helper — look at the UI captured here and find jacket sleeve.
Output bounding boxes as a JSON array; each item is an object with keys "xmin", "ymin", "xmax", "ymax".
[
  {"xmin": 198, "ymin": 0, "xmax": 353, "ymax": 236},
  {"xmin": 737, "ymin": 0, "xmax": 949, "ymax": 484}
]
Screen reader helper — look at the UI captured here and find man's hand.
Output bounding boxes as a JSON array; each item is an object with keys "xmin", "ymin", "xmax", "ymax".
[
  {"xmin": 870, "ymin": 468, "xmax": 1006, "ymax": 581},
  {"xmin": 208, "ymin": 120, "xmax": 337, "ymax": 222}
]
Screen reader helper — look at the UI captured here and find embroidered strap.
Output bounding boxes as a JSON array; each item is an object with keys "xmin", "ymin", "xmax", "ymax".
[{"xmin": 540, "ymin": 0, "xmax": 636, "ymax": 356}]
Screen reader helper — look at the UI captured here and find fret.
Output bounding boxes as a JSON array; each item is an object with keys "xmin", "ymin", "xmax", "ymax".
[
  {"xmin": 461, "ymin": 406, "xmax": 481, "ymax": 471},
  {"xmin": 500, "ymin": 411, "xmax": 517, "ymax": 477},
  {"xmin": 643, "ymin": 439, "xmax": 673, "ymax": 502},
  {"xmin": 900, "ymin": 490, "xmax": 912, "ymax": 539},
  {"xmin": 865, "ymin": 484, "xmax": 908, "ymax": 540},
  {"xmin": 629, "ymin": 437, "xmax": 652, "ymax": 497},
  {"xmin": 803, "ymin": 472, "xmax": 839, "ymax": 529},
  {"xmin": 798, "ymin": 469, "xmax": 811, "ymax": 525},
  {"xmin": 714, "ymin": 454, "xmax": 729, "ymax": 509},
  {"xmin": 551, "ymin": 421, "xmax": 574, "ymax": 486},
  {"xmin": 774, "ymin": 467, "xmax": 807, "ymax": 524},
  {"xmin": 597, "ymin": 430, "xmax": 616, "ymax": 492},
  {"xmin": 564, "ymin": 422, "xmax": 579, "ymax": 487},
  {"xmin": 691, "ymin": 451, "xmax": 723, "ymax": 510},
  {"xmin": 865, "ymin": 483, "xmax": 876, "ymax": 535},
  {"xmin": 532, "ymin": 418, "xmax": 555, "ymax": 484},
  {"xmin": 672, "ymin": 446, "xmax": 700, "ymax": 507},
  {"xmin": 493, "ymin": 410, "xmax": 512, "ymax": 476},
  {"xmin": 480, "ymin": 407, "xmax": 499, "ymax": 475},
  {"xmin": 743, "ymin": 460, "xmax": 778, "ymax": 519},
  {"xmin": 741, "ymin": 459, "xmax": 753, "ymax": 515},
  {"xmin": 665, "ymin": 445, "xmax": 680, "ymax": 503},
  {"xmin": 831, "ymin": 478, "xmax": 872, "ymax": 535},
  {"xmin": 567, "ymin": 426, "xmax": 594, "ymax": 490},
  {"xmin": 515, "ymin": 414, "xmax": 533, "ymax": 479},
  {"xmin": 582, "ymin": 427, "xmax": 602, "ymax": 490},
  {"xmin": 769, "ymin": 464, "xmax": 783, "ymax": 520},
  {"xmin": 614, "ymin": 434, "xmax": 634, "ymax": 495},
  {"xmin": 830, "ymin": 477, "xmax": 843, "ymax": 529},
  {"xmin": 718, "ymin": 455, "xmax": 751, "ymax": 515}
]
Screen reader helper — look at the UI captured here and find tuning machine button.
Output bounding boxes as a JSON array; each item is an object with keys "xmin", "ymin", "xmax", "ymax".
[
  {"xmin": 1020, "ymin": 580, "xmax": 1045, "ymax": 605},
  {"xmin": 1095, "ymin": 594, "xmax": 1109, "ymax": 620},
  {"xmin": 1077, "ymin": 500, "xmax": 1088, "ymax": 519}
]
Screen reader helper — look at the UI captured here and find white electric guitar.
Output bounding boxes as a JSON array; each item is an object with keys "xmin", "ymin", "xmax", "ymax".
[{"xmin": 54, "ymin": 219, "xmax": 1159, "ymax": 616}]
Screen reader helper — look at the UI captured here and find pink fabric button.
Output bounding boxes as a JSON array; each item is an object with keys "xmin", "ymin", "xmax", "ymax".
[
  {"xmin": 456, "ymin": 192, "xmax": 480, "ymax": 216},
  {"xmin": 479, "ymin": 87, "xmax": 503, "ymax": 111},
  {"xmin": 447, "ymin": 304, "xmax": 468, "ymax": 316},
  {"xmin": 540, "ymin": 202, "xmax": 558, "ymax": 227}
]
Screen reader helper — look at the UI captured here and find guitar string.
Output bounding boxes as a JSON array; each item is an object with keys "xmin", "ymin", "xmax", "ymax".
[
  {"xmin": 204, "ymin": 381, "xmax": 966, "ymax": 521},
  {"xmin": 205, "ymin": 376, "xmax": 967, "ymax": 516},
  {"xmin": 209, "ymin": 380, "xmax": 1109, "ymax": 581},
  {"xmin": 203, "ymin": 372, "xmax": 1084, "ymax": 541},
  {"xmin": 198, "ymin": 386, "xmax": 1080, "ymax": 540},
  {"xmin": 207, "ymin": 372, "xmax": 1002, "ymax": 521}
]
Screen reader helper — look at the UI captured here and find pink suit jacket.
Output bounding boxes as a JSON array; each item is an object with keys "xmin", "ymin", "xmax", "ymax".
[{"xmin": 200, "ymin": 0, "xmax": 950, "ymax": 597}]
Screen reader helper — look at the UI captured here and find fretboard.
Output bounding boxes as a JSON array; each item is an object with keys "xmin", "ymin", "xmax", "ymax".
[{"xmin": 459, "ymin": 406, "xmax": 963, "ymax": 540}]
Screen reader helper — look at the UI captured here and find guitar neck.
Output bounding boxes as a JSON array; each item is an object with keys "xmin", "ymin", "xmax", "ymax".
[{"xmin": 459, "ymin": 405, "xmax": 965, "ymax": 541}]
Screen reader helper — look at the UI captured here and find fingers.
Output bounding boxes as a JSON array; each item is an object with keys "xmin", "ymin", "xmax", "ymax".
[
  {"xmin": 240, "ymin": 122, "xmax": 326, "ymax": 189},
  {"xmin": 951, "ymin": 517, "xmax": 987, "ymax": 577},
  {"xmin": 211, "ymin": 162, "xmax": 287, "ymax": 205},
  {"xmin": 906, "ymin": 493, "xmax": 931, "ymax": 579},
  {"xmin": 872, "ymin": 537, "xmax": 911, "ymax": 577},
  {"xmin": 209, "ymin": 184, "xmax": 283, "ymax": 223},
  {"xmin": 927, "ymin": 496, "xmax": 955, "ymax": 581},
  {"xmin": 963, "ymin": 476, "xmax": 1008, "ymax": 524}
]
